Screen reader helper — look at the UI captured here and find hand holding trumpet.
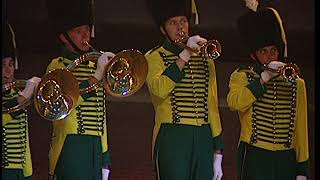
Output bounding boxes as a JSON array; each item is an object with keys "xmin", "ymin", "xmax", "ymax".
[
  {"xmin": 179, "ymin": 35, "xmax": 208, "ymax": 62},
  {"xmin": 176, "ymin": 34, "xmax": 222, "ymax": 60},
  {"xmin": 260, "ymin": 61, "xmax": 300, "ymax": 83}
]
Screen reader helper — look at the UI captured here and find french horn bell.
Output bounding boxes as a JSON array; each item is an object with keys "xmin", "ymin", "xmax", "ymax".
[
  {"xmin": 104, "ymin": 49, "xmax": 148, "ymax": 97},
  {"xmin": 34, "ymin": 69, "xmax": 80, "ymax": 121}
]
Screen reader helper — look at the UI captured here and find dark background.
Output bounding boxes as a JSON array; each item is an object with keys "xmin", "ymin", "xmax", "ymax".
[{"xmin": 3, "ymin": 0, "xmax": 315, "ymax": 179}]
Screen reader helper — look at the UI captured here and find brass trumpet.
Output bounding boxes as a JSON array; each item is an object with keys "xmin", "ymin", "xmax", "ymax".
[
  {"xmin": 261, "ymin": 62, "xmax": 300, "ymax": 80},
  {"xmin": 174, "ymin": 32, "xmax": 222, "ymax": 59}
]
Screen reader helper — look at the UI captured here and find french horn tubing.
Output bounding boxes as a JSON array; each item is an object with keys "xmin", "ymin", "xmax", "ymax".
[
  {"xmin": 2, "ymin": 79, "xmax": 26, "ymax": 93},
  {"xmin": 2, "ymin": 80, "xmax": 31, "ymax": 114}
]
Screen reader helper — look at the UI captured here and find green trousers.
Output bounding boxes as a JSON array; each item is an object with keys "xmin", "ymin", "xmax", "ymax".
[
  {"xmin": 2, "ymin": 169, "xmax": 33, "ymax": 180},
  {"xmin": 154, "ymin": 124, "xmax": 214, "ymax": 180},
  {"xmin": 237, "ymin": 141, "xmax": 296, "ymax": 180},
  {"xmin": 54, "ymin": 135, "xmax": 103, "ymax": 180}
]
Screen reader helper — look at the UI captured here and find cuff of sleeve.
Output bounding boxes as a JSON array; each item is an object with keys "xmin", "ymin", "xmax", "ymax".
[
  {"xmin": 102, "ymin": 151, "xmax": 112, "ymax": 166},
  {"xmin": 212, "ymin": 132, "xmax": 224, "ymax": 151},
  {"xmin": 162, "ymin": 63, "xmax": 185, "ymax": 83},
  {"xmin": 246, "ymin": 78, "xmax": 267, "ymax": 98},
  {"xmin": 296, "ymin": 160, "xmax": 310, "ymax": 176},
  {"xmin": 79, "ymin": 80, "xmax": 96, "ymax": 99}
]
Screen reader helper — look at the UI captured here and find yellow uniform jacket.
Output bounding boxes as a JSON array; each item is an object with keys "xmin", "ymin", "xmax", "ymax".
[
  {"xmin": 2, "ymin": 88, "xmax": 33, "ymax": 178},
  {"xmin": 227, "ymin": 64, "xmax": 309, "ymax": 165},
  {"xmin": 46, "ymin": 50, "xmax": 109, "ymax": 176},
  {"xmin": 145, "ymin": 40, "xmax": 223, "ymax": 154}
]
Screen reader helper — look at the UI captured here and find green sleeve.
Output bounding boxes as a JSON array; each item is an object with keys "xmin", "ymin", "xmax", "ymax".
[
  {"xmin": 246, "ymin": 78, "xmax": 267, "ymax": 98},
  {"xmin": 296, "ymin": 160, "xmax": 309, "ymax": 176},
  {"xmin": 102, "ymin": 151, "xmax": 111, "ymax": 166},
  {"xmin": 212, "ymin": 132, "xmax": 224, "ymax": 151},
  {"xmin": 162, "ymin": 63, "xmax": 185, "ymax": 83}
]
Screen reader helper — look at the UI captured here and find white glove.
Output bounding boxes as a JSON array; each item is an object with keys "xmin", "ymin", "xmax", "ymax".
[
  {"xmin": 212, "ymin": 153, "xmax": 223, "ymax": 180},
  {"xmin": 93, "ymin": 52, "xmax": 115, "ymax": 81},
  {"xmin": 102, "ymin": 168, "xmax": 110, "ymax": 180},
  {"xmin": 19, "ymin": 76, "xmax": 41, "ymax": 99},
  {"xmin": 296, "ymin": 175, "xmax": 307, "ymax": 180},
  {"xmin": 261, "ymin": 61, "xmax": 286, "ymax": 82},
  {"xmin": 267, "ymin": 61, "xmax": 286, "ymax": 70},
  {"xmin": 179, "ymin": 35, "xmax": 207, "ymax": 62},
  {"xmin": 260, "ymin": 70, "xmax": 276, "ymax": 83},
  {"xmin": 261, "ymin": 61, "xmax": 286, "ymax": 83}
]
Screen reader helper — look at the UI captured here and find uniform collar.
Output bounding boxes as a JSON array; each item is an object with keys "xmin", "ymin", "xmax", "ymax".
[{"xmin": 163, "ymin": 39, "xmax": 184, "ymax": 56}]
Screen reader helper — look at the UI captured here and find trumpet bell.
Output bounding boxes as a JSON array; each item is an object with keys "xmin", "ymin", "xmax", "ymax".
[
  {"xmin": 104, "ymin": 49, "xmax": 148, "ymax": 97},
  {"xmin": 280, "ymin": 63, "xmax": 300, "ymax": 80},
  {"xmin": 174, "ymin": 36, "xmax": 222, "ymax": 60},
  {"xmin": 201, "ymin": 39, "xmax": 222, "ymax": 59},
  {"xmin": 34, "ymin": 69, "xmax": 79, "ymax": 121}
]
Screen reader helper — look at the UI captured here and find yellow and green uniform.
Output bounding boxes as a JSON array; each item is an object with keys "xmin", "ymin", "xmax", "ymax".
[
  {"xmin": 145, "ymin": 40, "xmax": 223, "ymax": 179},
  {"xmin": 2, "ymin": 88, "xmax": 34, "ymax": 180},
  {"xmin": 46, "ymin": 46, "xmax": 110, "ymax": 179},
  {"xmin": 227, "ymin": 63, "xmax": 309, "ymax": 179}
]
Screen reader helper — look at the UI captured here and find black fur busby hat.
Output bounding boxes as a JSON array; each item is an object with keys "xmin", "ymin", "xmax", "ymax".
[
  {"xmin": 2, "ymin": 21, "xmax": 18, "ymax": 69},
  {"xmin": 46, "ymin": 0, "xmax": 94, "ymax": 35},
  {"xmin": 237, "ymin": 8, "xmax": 287, "ymax": 59},
  {"xmin": 148, "ymin": 0, "xmax": 193, "ymax": 27}
]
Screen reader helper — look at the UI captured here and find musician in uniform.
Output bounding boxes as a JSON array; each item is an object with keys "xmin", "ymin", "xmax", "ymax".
[
  {"xmin": 2, "ymin": 21, "xmax": 41, "ymax": 180},
  {"xmin": 45, "ymin": 0, "xmax": 113, "ymax": 179},
  {"xmin": 145, "ymin": 0, "xmax": 224, "ymax": 179},
  {"xmin": 227, "ymin": 5, "xmax": 309, "ymax": 180}
]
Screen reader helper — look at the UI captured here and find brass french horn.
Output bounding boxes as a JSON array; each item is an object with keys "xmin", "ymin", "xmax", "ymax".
[
  {"xmin": 103, "ymin": 49, "xmax": 148, "ymax": 97},
  {"xmin": 33, "ymin": 43, "xmax": 148, "ymax": 121},
  {"xmin": 2, "ymin": 76, "xmax": 78, "ymax": 121},
  {"xmin": 34, "ymin": 69, "xmax": 80, "ymax": 121},
  {"xmin": 77, "ymin": 42, "xmax": 148, "ymax": 97}
]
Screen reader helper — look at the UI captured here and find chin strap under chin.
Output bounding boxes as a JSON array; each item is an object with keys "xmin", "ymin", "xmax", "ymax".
[{"xmin": 63, "ymin": 32, "xmax": 88, "ymax": 54}]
